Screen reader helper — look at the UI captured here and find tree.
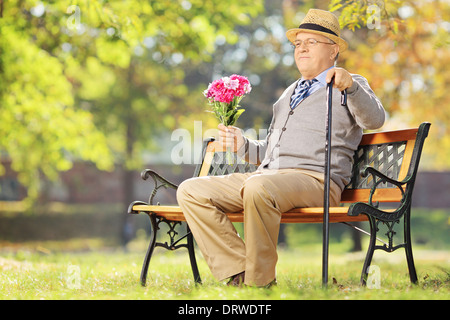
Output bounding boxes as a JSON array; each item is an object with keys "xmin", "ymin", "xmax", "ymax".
[
  {"xmin": 0, "ymin": 1, "xmax": 264, "ymax": 245},
  {"xmin": 0, "ymin": 3, "xmax": 114, "ymax": 205},
  {"xmin": 329, "ymin": 0, "xmax": 450, "ymax": 170}
]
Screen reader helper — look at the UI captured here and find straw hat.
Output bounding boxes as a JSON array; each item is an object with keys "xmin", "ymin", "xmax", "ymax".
[{"xmin": 286, "ymin": 9, "xmax": 348, "ymax": 52}]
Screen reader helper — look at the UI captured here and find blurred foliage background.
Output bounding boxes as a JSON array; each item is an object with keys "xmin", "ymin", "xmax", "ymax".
[{"xmin": 0, "ymin": 0, "xmax": 449, "ymax": 247}]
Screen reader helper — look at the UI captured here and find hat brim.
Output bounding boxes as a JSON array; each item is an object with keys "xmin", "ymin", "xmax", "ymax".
[{"xmin": 286, "ymin": 28, "xmax": 348, "ymax": 52}]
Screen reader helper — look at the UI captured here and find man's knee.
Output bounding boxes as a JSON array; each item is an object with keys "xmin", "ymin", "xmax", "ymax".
[
  {"xmin": 176, "ymin": 178, "xmax": 198, "ymax": 203},
  {"xmin": 241, "ymin": 174, "xmax": 273, "ymax": 200},
  {"xmin": 177, "ymin": 177, "xmax": 216, "ymax": 204}
]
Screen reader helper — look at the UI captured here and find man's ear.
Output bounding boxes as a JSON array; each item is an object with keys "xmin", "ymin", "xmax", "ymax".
[{"xmin": 331, "ymin": 45, "xmax": 340, "ymax": 61}]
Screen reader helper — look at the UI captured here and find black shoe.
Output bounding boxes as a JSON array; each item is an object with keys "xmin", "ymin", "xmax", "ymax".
[
  {"xmin": 263, "ymin": 279, "xmax": 277, "ymax": 289},
  {"xmin": 227, "ymin": 272, "xmax": 245, "ymax": 287}
]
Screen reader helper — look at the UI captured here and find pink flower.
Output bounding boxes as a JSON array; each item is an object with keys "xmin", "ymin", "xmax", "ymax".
[
  {"xmin": 223, "ymin": 77, "xmax": 240, "ymax": 90},
  {"xmin": 230, "ymin": 74, "xmax": 252, "ymax": 95},
  {"xmin": 205, "ymin": 75, "xmax": 251, "ymax": 101}
]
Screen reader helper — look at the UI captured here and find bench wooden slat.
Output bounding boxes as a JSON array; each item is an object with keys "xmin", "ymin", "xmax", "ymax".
[
  {"xmin": 340, "ymin": 187, "xmax": 403, "ymax": 203},
  {"xmin": 132, "ymin": 204, "xmax": 368, "ymax": 224},
  {"xmin": 359, "ymin": 128, "xmax": 418, "ymax": 145},
  {"xmin": 397, "ymin": 139, "xmax": 416, "ymax": 182}
]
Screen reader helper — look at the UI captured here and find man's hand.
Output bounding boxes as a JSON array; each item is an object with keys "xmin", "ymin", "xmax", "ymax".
[
  {"xmin": 218, "ymin": 124, "xmax": 245, "ymax": 152},
  {"xmin": 326, "ymin": 67, "xmax": 353, "ymax": 92}
]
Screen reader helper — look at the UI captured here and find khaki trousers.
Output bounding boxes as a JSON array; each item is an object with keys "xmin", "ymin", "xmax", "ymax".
[{"xmin": 176, "ymin": 168, "xmax": 341, "ymax": 286}]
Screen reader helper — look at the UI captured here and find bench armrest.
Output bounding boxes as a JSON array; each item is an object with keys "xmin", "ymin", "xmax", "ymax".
[
  {"xmin": 361, "ymin": 166, "xmax": 406, "ymax": 189},
  {"xmin": 360, "ymin": 165, "xmax": 407, "ymax": 208},
  {"xmin": 347, "ymin": 165, "xmax": 407, "ymax": 221},
  {"xmin": 141, "ymin": 169, "xmax": 178, "ymax": 188},
  {"xmin": 141, "ymin": 169, "xmax": 179, "ymax": 205}
]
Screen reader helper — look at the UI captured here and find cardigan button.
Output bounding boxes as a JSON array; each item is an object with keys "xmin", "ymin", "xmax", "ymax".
[{"xmin": 282, "ymin": 127, "xmax": 286, "ymax": 131}]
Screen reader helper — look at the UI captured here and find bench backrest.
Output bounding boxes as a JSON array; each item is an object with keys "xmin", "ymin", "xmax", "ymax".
[{"xmin": 193, "ymin": 122, "xmax": 430, "ymax": 205}]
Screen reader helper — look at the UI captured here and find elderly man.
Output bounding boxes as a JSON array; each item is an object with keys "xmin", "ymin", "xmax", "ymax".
[{"xmin": 177, "ymin": 9, "xmax": 385, "ymax": 287}]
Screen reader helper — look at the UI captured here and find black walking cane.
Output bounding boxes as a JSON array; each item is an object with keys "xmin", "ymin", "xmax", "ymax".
[{"xmin": 322, "ymin": 77, "xmax": 347, "ymax": 287}]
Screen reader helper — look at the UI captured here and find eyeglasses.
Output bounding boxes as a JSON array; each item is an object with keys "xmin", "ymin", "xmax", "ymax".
[{"xmin": 291, "ymin": 38, "xmax": 336, "ymax": 49}]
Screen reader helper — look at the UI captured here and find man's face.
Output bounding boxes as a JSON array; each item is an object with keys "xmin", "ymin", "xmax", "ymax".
[{"xmin": 293, "ymin": 32, "xmax": 339, "ymax": 79}]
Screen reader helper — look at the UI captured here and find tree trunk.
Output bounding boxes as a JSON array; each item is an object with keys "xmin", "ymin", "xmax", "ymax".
[
  {"xmin": 351, "ymin": 222, "xmax": 363, "ymax": 252},
  {"xmin": 121, "ymin": 166, "xmax": 135, "ymax": 247},
  {"xmin": 120, "ymin": 106, "xmax": 136, "ymax": 247}
]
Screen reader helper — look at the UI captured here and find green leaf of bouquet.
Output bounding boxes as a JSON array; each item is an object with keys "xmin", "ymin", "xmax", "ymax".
[
  {"xmin": 225, "ymin": 109, "xmax": 236, "ymax": 118},
  {"xmin": 228, "ymin": 109, "xmax": 245, "ymax": 126}
]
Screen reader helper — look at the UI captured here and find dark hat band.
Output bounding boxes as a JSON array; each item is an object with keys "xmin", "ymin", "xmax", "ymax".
[{"xmin": 298, "ymin": 23, "xmax": 338, "ymax": 37}]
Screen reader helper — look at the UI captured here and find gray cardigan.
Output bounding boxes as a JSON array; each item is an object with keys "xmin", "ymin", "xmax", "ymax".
[{"xmin": 240, "ymin": 74, "xmax": 386, "ymax": 190}]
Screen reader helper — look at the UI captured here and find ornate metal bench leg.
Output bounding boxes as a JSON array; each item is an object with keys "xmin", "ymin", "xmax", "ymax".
[
  {"xmin": 404, "ymin": 206, "xmax": 418, "ymax": 284},
  {"xmin": 140, "ymin": 213, "xmax": 158, "ymax": 286},
  {"xmin": 360, "ymin": 216, "xmax": 377, "ymax": 286},
  {"xmin": 186, "ymin": 224, "xmax": 202, "ymax": 284}
]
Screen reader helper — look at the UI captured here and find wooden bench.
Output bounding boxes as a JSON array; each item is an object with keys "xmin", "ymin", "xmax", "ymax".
[{"xmin": 128, "ymin": 122, "xmax": 431, "ymax": 286}]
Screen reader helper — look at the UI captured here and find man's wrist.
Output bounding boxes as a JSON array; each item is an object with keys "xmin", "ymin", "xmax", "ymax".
[{"xmin": 346, "ymin": 79, "xmax": 358, "ymax": 94}]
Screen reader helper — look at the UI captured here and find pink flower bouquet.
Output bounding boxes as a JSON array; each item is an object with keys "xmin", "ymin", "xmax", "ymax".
[{"xmin": 203, "ymin": 74, "xmax": 252, "ymax": 126}]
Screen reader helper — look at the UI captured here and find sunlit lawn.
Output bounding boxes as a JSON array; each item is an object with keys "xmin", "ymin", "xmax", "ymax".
[{"xmin": 0, "ymin": 239, "xmax": 448, "ymax": 300}]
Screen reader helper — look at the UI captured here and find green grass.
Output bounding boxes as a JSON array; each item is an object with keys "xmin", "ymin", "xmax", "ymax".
[{"xmin": 0, "ymin": 240, "xmax": 448, "ymax": 300}]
